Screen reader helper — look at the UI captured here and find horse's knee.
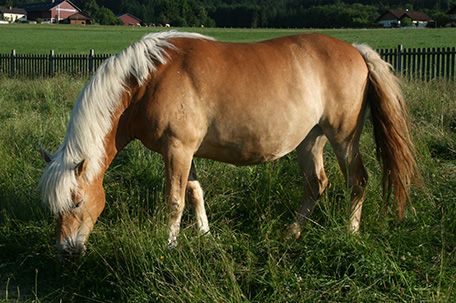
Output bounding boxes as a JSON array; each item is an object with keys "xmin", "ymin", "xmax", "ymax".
[
  {"xmin": 169, "ymin": 206, "xmax": 184, "ymax": 221},
  {"xmin": 169, "ymin": 196, "xmax": 185, "ymax": 215},
  {"xmin": 186, "ymin": 180, "xmax": 204, "ymax": 203},
  {"xmin": 358, "ymin": 166, "xmax": 368, "ymax": 186},
  {"xmin": 350, "ymin": 168, "xmax": 368, "ymax": 196}
]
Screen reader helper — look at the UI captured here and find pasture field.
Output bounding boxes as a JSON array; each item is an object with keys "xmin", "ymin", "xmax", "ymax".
[
  {"xmin": 0, "ymin": 79, "xmax": 455, "ymax": 302},
  {"xmin": 0, "ymin": 29, "xmax": 455, "ymax": 302},
  {"xmin": 1, "ymin": 24, "xmax": 456, "ymax": 53}
]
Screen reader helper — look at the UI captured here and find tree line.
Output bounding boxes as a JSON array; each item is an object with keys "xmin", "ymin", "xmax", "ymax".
[{"xmin": 3, "ymin": 0, "xmax": 456, "ymax": 27}]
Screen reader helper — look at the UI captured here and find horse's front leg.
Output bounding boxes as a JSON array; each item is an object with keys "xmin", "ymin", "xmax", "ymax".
[
  {"xmin": 187, "ymin": 161, "xmax": 209, "ymax": 235},
  {"xmin": 163, "ymin": 140, "xmax": 193, "ymax": 247}
]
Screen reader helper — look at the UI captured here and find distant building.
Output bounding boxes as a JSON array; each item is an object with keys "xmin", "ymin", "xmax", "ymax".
[
  {"xmin": 64, "ymin": 12, "xmax": 91, "ymax": 25},
  {"xmin": 118, "ymin": 13, "xmax": 142, "ymax": 26},
  {"xmin": 21, "ymin": 0, "xmax": 81, "ymax": 23},
  {"xmin": 400, "ymin": 10, "xmax": 433, "ymax": 27},
  {"xmin": 377, "ymin": 9, "xmax": 433, "ymax": 28},
  {"xmin": 377, "ymin": 9, "xmax": 403, "ymax": 28},
  {"xmin": 0, "ymin": 6, "xmax": 27, "ymax": 23}
]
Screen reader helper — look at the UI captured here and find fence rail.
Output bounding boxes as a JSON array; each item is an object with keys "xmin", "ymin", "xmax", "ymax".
[
  {"xmin": 0, "ymin": 50, "xmax": 110, "ymax": 78},
  {"xmin": 1, "ymin": 45, "xmax": 455, "ymax": 80},
  {"xmin": 378, "ymin": 45, "xmax": 456, "ymax": 81}
]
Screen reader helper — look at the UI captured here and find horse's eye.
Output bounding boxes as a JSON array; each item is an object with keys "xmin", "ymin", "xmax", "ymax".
[
  {"xmin": 72, "ymin": 199, "xmax": 83, "ymax": 209},
  {"xmin": 70, "ymin": 191, "xmax": 83, "ymax": 209}
]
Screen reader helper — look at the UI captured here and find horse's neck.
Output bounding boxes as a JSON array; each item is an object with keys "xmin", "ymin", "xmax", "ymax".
[{"xmin": 99, "ymin": 93, "xmax": 134, "ymax": 175}]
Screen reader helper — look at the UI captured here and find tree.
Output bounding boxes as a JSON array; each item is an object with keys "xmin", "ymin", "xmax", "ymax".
[
  {"xmin": 78, "ymin": 0, "xmax": 121, "ymax": 25},
  {"xmin": 80, "ymin": 0, "xmax": 100, "ymax": 15},
  {"xmin": 94, "ymin": 6, "xmax": 121, "ymax": 25},
  {"xmin": 400, "ymin": 16, "xmax": 413, "ymax": 27},
  {"xmin": 426, "ymin": 9, "xmax": 452, "ymax": 27}
]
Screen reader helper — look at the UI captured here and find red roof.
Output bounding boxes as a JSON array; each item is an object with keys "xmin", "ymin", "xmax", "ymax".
[
  {"xmin": 118, "ymin": 13, "xmax": 141, "ymax": 26},
  {"xmin": 67, "ymin": 12, "xmax": 90, "ymax": 21},
  {"xmin": 377, "ymin": 9, "xmax": 432, "ymax": 22},
  {"xmin": 401, "ymin": 11, "xmax": 432, "ymax": 22},
  {"xmin": 389, "ymin": 9, "xmax": 404, "ymax": 19}
]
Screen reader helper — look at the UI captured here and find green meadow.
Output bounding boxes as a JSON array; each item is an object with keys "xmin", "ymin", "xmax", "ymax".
[
  {"xmin": 1, "ymin": 24, "xmax": 456, "ymax": 54},
  {"xmin": 0, "ymin": 28, "xmax": 455, "ymax": 302}
]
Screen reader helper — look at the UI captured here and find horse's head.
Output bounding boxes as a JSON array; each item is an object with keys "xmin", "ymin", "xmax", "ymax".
[{"xmin": 40, "ymin": 150, "xmax": 106, "ymax": 257}]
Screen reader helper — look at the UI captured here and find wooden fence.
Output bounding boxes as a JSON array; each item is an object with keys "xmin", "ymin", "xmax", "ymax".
[
  {"xmin": 378, "ymin": 45, "xmax": 455, "ymax": 81},
  {"xmin": 0, "ymin": 45, "xmax": 455, "ymax": 80},
  {"xmin": 0, "ymin": 50, "xmax": 109, "ymax": 78}
]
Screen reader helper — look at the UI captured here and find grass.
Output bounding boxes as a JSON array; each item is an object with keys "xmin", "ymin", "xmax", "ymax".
[
  {"xmin": 0, "ymin": 73, "xmax": 455, "ymax": 302},
  {"xmin": 0, "ymin": 24, "xmax": 456, "ymax": 53}
]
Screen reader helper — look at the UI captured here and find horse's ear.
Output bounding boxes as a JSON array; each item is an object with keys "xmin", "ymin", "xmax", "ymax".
[
  {"xmin": 75, "ymin": 160, "xmax": 86, "ymax": 177},
  {"xmin": 40, "ymin": 149, "xmax": 52, "ymax": 163}
]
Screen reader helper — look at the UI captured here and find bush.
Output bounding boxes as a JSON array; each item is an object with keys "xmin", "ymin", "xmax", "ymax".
[
  {"xmin": 94, "ymin": 6, "xmax": 122, "ymax": 25},
  {"xmin": 401, "ymin": 17, "xmax": 414, "ymax": 27}
]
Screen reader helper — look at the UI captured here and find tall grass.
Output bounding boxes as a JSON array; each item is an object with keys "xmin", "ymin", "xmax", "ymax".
[{"xmin": 0, "ymin": 76, "xmax": 455, "ymax": 302}]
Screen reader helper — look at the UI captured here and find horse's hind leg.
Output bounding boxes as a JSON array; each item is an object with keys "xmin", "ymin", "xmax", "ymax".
[
  {"xmin": 187, "ymin": 161, "xmax": 210, "ymax": 234},
  {"xmin": 328, "ymin": 133, "xmax": 368, "ymax": 233},
  {"xmin": 290, "ymin": 126, "xmax": 329, "ymax": 239}
]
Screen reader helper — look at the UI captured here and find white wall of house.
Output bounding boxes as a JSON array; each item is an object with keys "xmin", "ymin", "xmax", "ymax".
[
  {"xmin": 2, "ymin": 13, "xmax": 27, "ymax": 22},
  {"xmin": 378, "ymin": 19, "xmax": 399, "ymax": 27},
  {"xmin": 379, "ymin": 19, "xmax": 428, "ymax": 28},
  {"xmin": 413, "ymin": 21, "xmax": 428, "ymax": 27}
]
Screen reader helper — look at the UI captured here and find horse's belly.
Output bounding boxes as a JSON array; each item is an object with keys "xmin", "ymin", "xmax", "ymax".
[
  {"xmin": 194, "ymin": 95, "xmax": 321, "ymax": 164},
  {"xmin": 195, "ymin": 120, "xmax": 312, "ymax": 165},
  {"xmin": 195, "ymin": 142, "xmax": 293, "ymax": 165}
]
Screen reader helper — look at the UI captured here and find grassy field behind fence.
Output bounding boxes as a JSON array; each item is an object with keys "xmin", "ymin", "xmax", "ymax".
[
  {"xmin": 1, "ymin": 24, "xmax": 456, "ymax": 53},
  {"xmin": 0, "ymin": 28, "xmax": 455, "ymax": 302}
]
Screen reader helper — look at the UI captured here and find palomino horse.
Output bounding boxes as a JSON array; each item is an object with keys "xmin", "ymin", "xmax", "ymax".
[{"xmin": 40, "ymin": 31, "xmax": 417, "ymax": 255}]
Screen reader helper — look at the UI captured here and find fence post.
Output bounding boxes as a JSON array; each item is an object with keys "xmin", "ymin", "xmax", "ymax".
[
  {"xmin": 88, "ymin": 49, "xmax": 95, "ymax": 75},
  {"xmin": 451, "ymin": 47, "xmax": 455, "ymax": 81},
  {"xmin": 49, "ymin": 49, "xmax": 55, "ymax": 77},
  {"xmin": 10, "ymin": 49, "xmax": 16, "ymax": 77},
  {"xmin": 396, "ymin": 44, "xmax": 403, "ymax": 75}
]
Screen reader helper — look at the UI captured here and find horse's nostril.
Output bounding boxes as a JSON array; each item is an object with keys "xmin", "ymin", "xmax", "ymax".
[{"xmin": 57, "ymin": 239, "xmax": 86, "ymax": 259}]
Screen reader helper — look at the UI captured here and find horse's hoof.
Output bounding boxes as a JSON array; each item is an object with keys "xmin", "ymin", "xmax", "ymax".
[
  {"xmin": 167, "ymin": 238, "xmax": 177, "ymax": 250},
  {"xmin": 198, "ymin": 229, "xmax": 211, "ymax": 237},
  {"xmin": 287, "ymin": 223, "xmax": 302, "ymax": 240}
]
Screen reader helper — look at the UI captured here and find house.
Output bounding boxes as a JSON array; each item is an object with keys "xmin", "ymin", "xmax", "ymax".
[
  {"xmin": 400, "ymin": 10, "xmax": 433, "ymax": 27},
  {"xmin": 64, "ymin": 12, "xmax": 91, "ymax": 25},
  {"xmin": 377, "ymin": 9, "xmax": 403, "ymax": 28},
  {"xmin": 377, "ymin": 9, "xmax": 433, "ymax": 28},
  {"xmin": 0, "ymin": 6, "xmax": 27, "ymax": 23},
  {"xmin": 21, "ymin": 0, "xmax": 81, "ymax": 23},
  {"xmin": 118, "ymin": 13, "xmax": 142, "ymax": 26}
]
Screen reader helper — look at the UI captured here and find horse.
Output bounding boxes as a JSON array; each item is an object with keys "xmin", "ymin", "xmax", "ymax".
[{"xmin": 40, "ymin": 31, "xmax": 417, "ymax": 256}]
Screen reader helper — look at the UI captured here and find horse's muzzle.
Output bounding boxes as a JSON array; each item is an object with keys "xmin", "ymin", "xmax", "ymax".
[{"xmin": 57, "ymin": 238, "xmax": 87, "ymax": 259}]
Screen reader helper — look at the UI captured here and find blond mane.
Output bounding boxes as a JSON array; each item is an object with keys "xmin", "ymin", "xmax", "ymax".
[{"xmin": 40, "ymin": 31, "xmax": 212, "ymax": 215}]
